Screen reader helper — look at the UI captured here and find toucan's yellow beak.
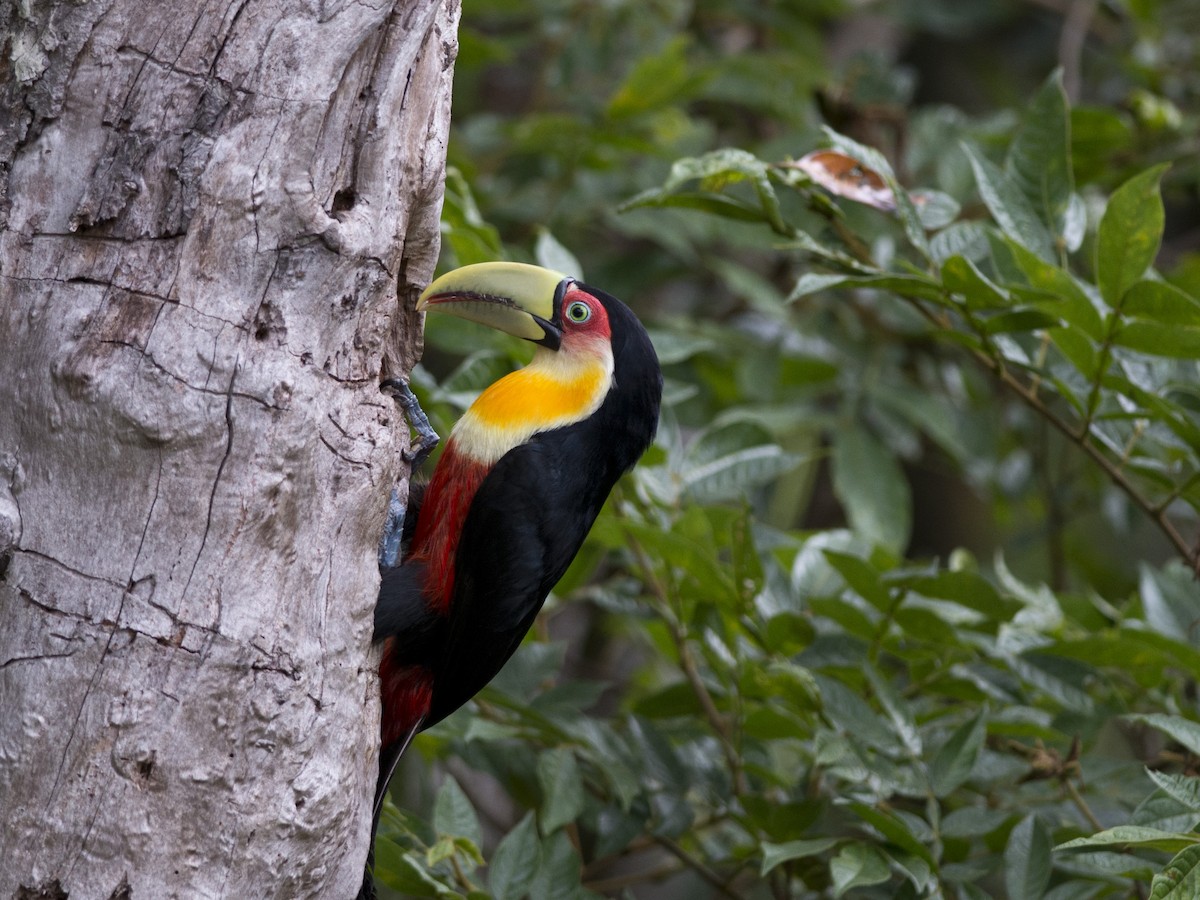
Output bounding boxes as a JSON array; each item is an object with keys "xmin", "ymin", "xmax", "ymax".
[{"xmin": 418, "ymin": 262, "xmax": 569, "ymax": 350}]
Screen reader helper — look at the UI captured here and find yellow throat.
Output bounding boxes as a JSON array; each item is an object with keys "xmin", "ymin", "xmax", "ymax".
[{"xmin": 451, "ymin": 344, "xmax": 615, "ymax": 466}]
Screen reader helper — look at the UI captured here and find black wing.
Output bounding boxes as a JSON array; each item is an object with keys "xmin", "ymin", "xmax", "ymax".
[{"xmin": 424, "ymin": 424, "xmax": 609, "ymax": 727}]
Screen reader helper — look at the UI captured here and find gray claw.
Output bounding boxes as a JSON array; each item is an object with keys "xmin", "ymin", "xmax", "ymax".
[{"xmin": 377, "ymin": 378, "xmax": 440, "ymax": 569}]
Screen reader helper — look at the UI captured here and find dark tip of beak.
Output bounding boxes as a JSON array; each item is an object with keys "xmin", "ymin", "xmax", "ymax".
[
  {"xmin": 533, "ymin": 279, "xmax": 573, "ymax": 351},
  {"xmin": 532, "ymin": 316, "xmax": 562, "ymax": 351}
]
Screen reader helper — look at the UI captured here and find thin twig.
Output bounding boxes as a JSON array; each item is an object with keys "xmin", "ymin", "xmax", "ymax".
[
  {"xmin": 1059, "ymin": 0, "xmax": 1099, "ymax": 103},
  {"xmin": 448, "ymin": 853, "xmax": 476, "ymax": 894},
  {"xmin": 902, "ymin": 295, "xmax": 1198, "ymax": 570},
  {"xmin": 584, "ymin": 861, "xmax": 683, "ymax": 894},
  {"xmin": 1154, "ymin": 472, "xmax": 1200, "ymax": 516},
  {"xmin": 994, "ymin": 363, "xmax": 1196, "ymax": 567},
  {"xmin": 1064, "ymin": 777, "xmax": 1104, "ymax": 831},
  {"xmin": 1035, "ymin": 417, "xmax": 1069, "ymax": 591},
  {"xmin": 867, "ymin": 589, "xmax": 906, "ymax": 664},
  {"xmin": 626, "ymin": 534, "xmax": 749, "ymax": 797},
  {"xmin": 654, "ymin": 835, "xmax": 748, "ymax": 900},
  {"xmin": 672, "ymin": 623, "xmax": 750, "ymax": 796}
]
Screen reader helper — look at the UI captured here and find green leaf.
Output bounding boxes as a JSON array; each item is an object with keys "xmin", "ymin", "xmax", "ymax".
[
  {"xmin": 627, "ymin": 716, "xmax": 689, "ymax": 793},
  {"xmin": 1006, "ymin": 815, "xmax": 1052, "ymax": 900},
  {"xmin": 1123, "ymin": 280, "xmax": 1200, "ymax": 325},
  {"xmin": 785, "ymin": 229, "xmax": 879, "ymax": 272},
  {"xmin": 591, "ymin": 517, "xmax": 730, "ymax": 599},
  {"xmin": 942, "ymin": 255, "xmax": 1012, "ymax": 309},
  {"xmin": 1056, "ymin": 826, "xmax": 1200, "ymax": 854},
  {"xmin": 587, "ymin": 804, "xmax": 645, "ymax": 860},
  {"xmin": 620, "ymin": 188, "xmax": 775, "ymax": 223},
  {"xmin": 1007, "ymin": 70, "xmax": 1072, "ymax": 225},
  {"xmin": 1096, "ymin": 371, "xmax": 1200, "ymax": 450},
  {"xmin": 607, "ymin": 36, "xmax": 700, "ymax": 118},
  {"xmin": 887, "ymin": 848, "xmax": 935, "ymax": 892},
  {"xmin": 1045, "ymin": 884, "xmax": 1110, "ymax": 900},
  {"xmin": 434, "ymin": 776, "xmax": 482, "ymax": 849},
  {"xmin": 979, "ymin": 308, "xmax": 1061, "ymax": 334},
  {"xmin": 963, "ymin": 144, "xmax": 1055, "ymax": 261},
  {"xmin": 376, "ymin": 846, "xmax": 459, "ymax": 898},
  {"xmin": 831, "ymin": 426, "xmax": 912, "ymax": 553},
  {"xmin": 957, "ymin": 885, "xmax": 993, "ymax": 900},
  {"xmin": 864, "ymin": 662, "xmax": 923, "ymax": 757},
  {"xmin": 533, "ymin": 228, "xmax": 582, "ymax": 279},
  {"xmin": 1055, "ymin": 848, "xmax": 1158, "ymax": 882},
  {"xmin": 911, "ymin": 189, "xmax": 961, "ymax": 230},
  {"xmin": 1050, "ymin": 326, "xmax": 1099, "ymax": 378},
  {"xmin": 576, "ymin": 723, "xmax": 641, "ymax": 811},
  {"xmin": 791, "ymin": 272, "xmax": 860, "ymax": 297},
  {"xmin": 537, "ymin": 749, "xmax": 585, "ymax": 833},
  {"xmin": 830, "ymin": 842, "xmax": 892, "ymax": 897},
  {"xmin": 848, "ymin": 802, "xmax": 935, "ymax": 864},
  {"xmin": 904, "ymin": 570, "xmax": 1020, "ymax": 621},
  {"xmin": 810, "ymin": 593, "xmax": 879, "ymax": 640},
  {"xmin": 872, "ymin": 381, "xmax": 969, "ymax": 461},
  {"xmin": 931, "ymin": 708, "xmax": 989, "ymax": 796},
  {"xmin": 742, "ymin": 704, "xmax": 805, "ymax": 739},
  {"xmin": 1141, "ymin": 562, "xmax": 1200, "ymax": 649},
  {"xmin": 650, "ymin": 790, "xmax": 695, "ymax": 839},
  {"xmin": 648, "ymin": 147, "xmax": 789, "ymax": 233},
  {"xmin": 1061, "ymin": 193, "xmax": 1087, "ymax": 252},
  {"xmin": 644, "ymin": 328, "xmax": 716, "ymax": 365},
  {"xmin": 763, "ymin": 611, "xmax": 816, "ymax": 655},
  {"xmin": 815, "ymin": 673, "xmax": 901, "ymax": 753},
  {"xmin": 1133, "ymin": 788, "xmax": 1200, "ymax": 836},
  {"xmin": 823, "ymin": 550, "xmax": 892, "ymax": 610},
  {"xmin": 426, "ymin": 835, "xmax": 458, "ymax": 868},
  {"xmin": 1002, "ymin": 237, "xmax": 1104, "ymax": 338},
  {"xmin": 1125, "ymin": 714, "xmax": 1200, "ymax": 756},
  {"xmin": 489, "ymin": 813, "xmax": 541, "ymax": 900},
  {"xmin": 1097, "ymin": 164, "xmax": 1169, "ymax": 307},
  {"xmin": 1146, "ymin": 770, "xmax": 1200, "ymax": 814},
  {"xmin": 760, "ymin": 837, "xmax": 839, "ymax": 875},
  {"xmin": 1113, "ymin": 321, "xmax": 1200, "ymax": 358},
  {"xmin": 681, "ymin": 444, "xmax": 805, "ymax": 504},
  {"xmin": 1150, "ymin": 844, "xmax": 1200, "ymax": 900},
  {"xmin": 931, "ymin": 221, "xmax": 990, "ymax": 265},
  {"xmin": 1051, "ymin": 630, "xmax": 1200, "ymax": 689},
  {"xmin": 788, "ymin": 272, "xmax": 946, "ymax": 304},
  {"xmin": 441, "ymin": 166, "xmax": 505, "ymax": 267},
  {"xmin": 528, "ymin": 830, "xmax": 583, "ymax": 900},
  {"xmin": 941, "ymin": 806, "xmax": 1011, "ymax": 839}
]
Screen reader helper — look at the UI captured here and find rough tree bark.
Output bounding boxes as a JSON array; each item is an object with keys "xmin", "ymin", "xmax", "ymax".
[{"xmin": 0, "ymin": 0, "xmax": 458, "ymax": 896}]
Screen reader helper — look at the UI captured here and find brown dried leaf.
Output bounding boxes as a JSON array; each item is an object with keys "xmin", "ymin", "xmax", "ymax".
[{"xmin": 792, "ymin": 149, "xmax": 897, "ymax": 211}]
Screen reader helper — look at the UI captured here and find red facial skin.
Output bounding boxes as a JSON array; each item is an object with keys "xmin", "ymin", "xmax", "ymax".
[{"xmin": 558, "ymin": 286, "xmax": 612, "ymax": 349}]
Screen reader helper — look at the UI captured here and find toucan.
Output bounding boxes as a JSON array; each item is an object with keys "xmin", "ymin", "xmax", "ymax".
[{"xmin": 359, "ymin": 262, "xmax": 662, "ymax": 897}]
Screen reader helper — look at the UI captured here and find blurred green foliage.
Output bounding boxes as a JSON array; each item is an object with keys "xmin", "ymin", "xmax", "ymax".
[{"xmin": 376, "ymin": 1, "xmax": 1200, "ymax": 897}]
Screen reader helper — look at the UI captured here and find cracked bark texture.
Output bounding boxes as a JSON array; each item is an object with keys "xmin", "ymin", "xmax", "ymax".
[{"xmin": 0, "ymin": 0, "xmax": 459, "ymax": 896}]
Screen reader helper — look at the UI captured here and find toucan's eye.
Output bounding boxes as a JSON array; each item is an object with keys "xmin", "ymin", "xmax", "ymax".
[{"xmin": 566, "ymin": 300, "xmax": 592, "ymax": 324}]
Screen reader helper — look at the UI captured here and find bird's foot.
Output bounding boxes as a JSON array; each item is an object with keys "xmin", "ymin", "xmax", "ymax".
[
  {"xmin": 378, "ymin": 486, "xmax": 406, "ymax": 570},
  {"xmin": 381, "ymin": 378, "xmax": 440, "ymax": 470},
  {"xmin": 378, "ymin": 378, "xmax": 440, "ymax": 569}
]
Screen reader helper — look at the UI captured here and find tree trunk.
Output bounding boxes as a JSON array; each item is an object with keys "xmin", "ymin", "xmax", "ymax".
[{"xmin": 0, "ymin": 0, "xmax": 458, "ymax": 896}]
